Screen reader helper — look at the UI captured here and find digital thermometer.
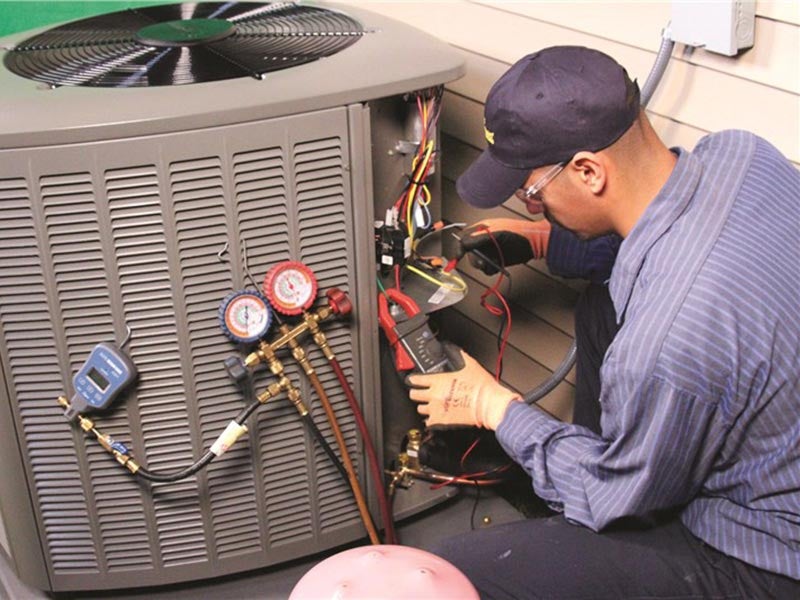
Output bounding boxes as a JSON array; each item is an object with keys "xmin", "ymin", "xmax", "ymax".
[{"xmin": 64, "ymin": 343, "xmax": 137, "ymax": 421}]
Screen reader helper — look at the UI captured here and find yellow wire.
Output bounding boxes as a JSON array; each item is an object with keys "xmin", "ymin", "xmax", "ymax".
[
  {"xmin": 420, "ymin": 185, "xmax": 431, "ymax": 207},
  {"xmin": 406, "ymin": 140, "xmax": 434, "ymax": 240},
  {"xmin": 406, "ymin": 187, "xmax": 414, "ymax": 238},
  {"xmin": 405, "ymin": 264, "xmax": 467, "ymax": 294}
]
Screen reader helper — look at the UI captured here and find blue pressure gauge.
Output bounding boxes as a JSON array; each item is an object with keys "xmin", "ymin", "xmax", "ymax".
[
  {"xmin": 65, "ymin": 343, "xmax": 137, "ymax": 421},
  {"xmin": 219, "ymin": 289, "xmax": 273, "ymax": 343}
]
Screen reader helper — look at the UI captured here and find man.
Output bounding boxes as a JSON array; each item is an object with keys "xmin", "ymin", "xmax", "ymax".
[{"xmin": 407, "ymin": 46, "xmax": 799, "ymax": 598}]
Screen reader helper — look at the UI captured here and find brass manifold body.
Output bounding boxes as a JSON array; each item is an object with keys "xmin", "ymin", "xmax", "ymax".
[
  {"xmin": 246, "ymin": 302, "xmax": 341, "ymax": 414},
  {"xmin": 246, "ymin": 304, "xmax": 337, "ymax": 374}
]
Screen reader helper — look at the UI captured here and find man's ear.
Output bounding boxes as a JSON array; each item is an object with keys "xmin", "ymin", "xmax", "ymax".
[{"xmin": 571, "ymin": 151, "xmax": 607, "ymax": 195}]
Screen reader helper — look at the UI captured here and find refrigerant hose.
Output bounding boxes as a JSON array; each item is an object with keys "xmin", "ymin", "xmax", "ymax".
[
  {"xmin": 330, "ymin": 356, "xmax": 397, "ymax": 544},
  {"xmin": 134, "ymin": 396, "xmax": 349, "ymax": 485},
  {"xmin": 306, "ymin": 368, "xmax": 381, "ymax": 545}
]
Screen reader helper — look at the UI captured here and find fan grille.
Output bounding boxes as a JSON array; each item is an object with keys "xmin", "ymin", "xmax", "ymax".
[{"xmin": 3, "ymin": 1, "xmax": 365, "ymax": 87}]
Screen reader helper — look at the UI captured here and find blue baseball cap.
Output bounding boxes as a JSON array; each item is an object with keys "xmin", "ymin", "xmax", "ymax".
[{"xmin": 457, "ymin": 46, "xmax": 640, "ymax": 208}]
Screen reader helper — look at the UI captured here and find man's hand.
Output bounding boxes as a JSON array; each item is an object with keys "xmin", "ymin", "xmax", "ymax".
[
  {"xmin": 459, "ymin": 218, "xmax": 551, "ymax": 275},
  {"xmin": 406, "ymin": 349, "xmax": 521, "ymax": 430}
]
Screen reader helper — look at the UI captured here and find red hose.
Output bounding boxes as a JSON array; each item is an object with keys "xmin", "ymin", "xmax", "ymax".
[{"xmin": 330, "ymin": 357, "xmax": 397, "ymax": 544}]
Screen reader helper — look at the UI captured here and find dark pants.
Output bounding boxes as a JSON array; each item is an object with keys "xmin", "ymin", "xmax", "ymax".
[{"xmin": 429, "ymin": 284, "xmax": 800, "ymax": 599}]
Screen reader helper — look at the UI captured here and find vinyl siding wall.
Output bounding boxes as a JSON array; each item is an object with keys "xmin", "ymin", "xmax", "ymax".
[{"xmin": 340, "ymin": 0, "xmax": 800, "ymax": 420}]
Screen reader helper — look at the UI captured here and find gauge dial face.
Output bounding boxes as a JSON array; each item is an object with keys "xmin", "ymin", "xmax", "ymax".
[
  {"xmin": 264, "ymin": 261, "xmax": 318, "ymax": 315},
  {"xmin": 219, "ymin": 290, "xmax": 272, "ymax": 343}
]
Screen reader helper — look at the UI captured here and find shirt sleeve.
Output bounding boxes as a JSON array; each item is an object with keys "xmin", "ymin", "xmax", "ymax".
[
  {"xmin": 546, "ymin": 224, "xmax": 622, "ymax": 283},
  {"xmin": 495, "ymin": 375, "xmax": 724, "ymax": 530}
]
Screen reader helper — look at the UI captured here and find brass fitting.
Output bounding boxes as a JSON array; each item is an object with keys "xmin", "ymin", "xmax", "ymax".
[
  {"xmin": 304, "ymin": 311, "xmax": 336, "ymax": 360},
  {"xmin": 285, "ymin": 380, "xmax": 309, "ymax": 417},
  {"xmin": 79, "ymin": 415, "xmax": 95, "ymax": 433},
  {"xmin": 386, "ymin": 454, "xmax": 414, "ymax": 492},
  {"xmin": 255, "ymin": 370, "xmax": 308, "ymax": 417},
  {"xmin": 91, "ymin": 430, "xmax": 140, "ymax": 473},
  {"xmin": 406, "ymin": 429, "xmax": 422, "ymax": 470},
  {"xmin": 95, "ymin": 431, "xmax": 113, "ymax": 452},
  {"xmin": 57, "ymin": 396, "xmax": 140, "ymax": 474},
  {"xmin": 245, "ymin": 341, "xmax": 276, "ymax": 370},
  {"xmin": 268, "ymin": 359, "xmax": 283, "ymax": 378},
  {"xmin": 244, "ymin": 352, "xmax": 261, "ymax": 370},
  {"xmin": 256, "ymin": 381, "xmax": 283, "ymax": 404},
  {"xmin": 111, "ymin": 449, "xmax": 140, "ymax": 474},
  {"xmin": 281, "ymin": 324, "xmax": 315, "ymax": 377}
]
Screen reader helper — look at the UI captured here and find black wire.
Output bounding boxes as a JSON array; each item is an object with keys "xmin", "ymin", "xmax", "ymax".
[
  {"xmin": 469, "ymin": 482, "xmax": 481, "ymax": 530},
  {"xmin": 137, "ymin": 451, "xmax": 216, "ymax": 483}
]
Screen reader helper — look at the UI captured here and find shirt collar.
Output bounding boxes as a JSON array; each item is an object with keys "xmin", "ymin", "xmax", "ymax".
[{"xmin": 608, "ymin": 148, "xmax": 703, "ymax": 323}]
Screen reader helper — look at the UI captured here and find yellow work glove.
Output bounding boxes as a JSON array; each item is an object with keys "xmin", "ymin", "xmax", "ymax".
[
  {"xmin": 459, "ymin": 218, "xmax": 551, "ymax": 275},
  {"xmin": 406, "ymin": 349, "xmax": 521, "ymax": 430}
]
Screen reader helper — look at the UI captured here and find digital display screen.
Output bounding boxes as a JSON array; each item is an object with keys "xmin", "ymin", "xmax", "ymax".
[{"xmin": 87, "ymin": 367, "xmax": 110, "ymax": 392}]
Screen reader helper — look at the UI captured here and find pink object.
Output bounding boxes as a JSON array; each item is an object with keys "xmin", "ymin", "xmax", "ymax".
[{"xmin": 289, "ymin": 544, "xmax": 479, "ymax": 599}]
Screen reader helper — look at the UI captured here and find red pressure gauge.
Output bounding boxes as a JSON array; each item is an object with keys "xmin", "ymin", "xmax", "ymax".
[{"xmin": 263, "ymin": 261, "xmax": 318, "ymax": 315}]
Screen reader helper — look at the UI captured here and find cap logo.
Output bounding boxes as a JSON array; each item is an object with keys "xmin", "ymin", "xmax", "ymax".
[{"xmin": 483, "ymin": 119, "xmax": 495, "ymax": 145}]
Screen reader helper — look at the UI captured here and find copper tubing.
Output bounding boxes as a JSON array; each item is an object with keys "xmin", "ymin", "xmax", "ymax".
[
  {"xmin": 329, "ymin": 357, "xmax": 396, "ymax": 544},
  {"xmin": 282, "ymin": 325, "xmax": 380, "ymax": 545}
]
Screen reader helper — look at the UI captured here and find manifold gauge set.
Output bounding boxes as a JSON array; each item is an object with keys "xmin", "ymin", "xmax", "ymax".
[{"xmin": 55, "ymin": 258, "xmax": 391, "ymax": 543}]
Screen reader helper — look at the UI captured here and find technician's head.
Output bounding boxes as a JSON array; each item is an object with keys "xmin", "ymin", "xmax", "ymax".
[{"xmin": 456, "ymin": 46, "xmax": 642, "ymax": 238}]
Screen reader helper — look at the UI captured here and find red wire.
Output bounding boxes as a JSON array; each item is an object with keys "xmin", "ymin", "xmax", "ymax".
[
  {"xmin": 476, "ymin": 227, "xmax": 513, "ymax": 381},
  {"xmin": 460, "ymin": 437, "xmax": 481, "ymax": 472},
  {"xmin": 394, "ymin": 264, "xmax": 401, "ymax": 290},
  {"xmin": 428, "ymin": 463, "xmax": 512, "ymax": 489}
]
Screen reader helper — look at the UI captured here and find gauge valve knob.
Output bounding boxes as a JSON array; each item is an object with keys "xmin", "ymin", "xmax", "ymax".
[
  {"xmin": 326, "ymin": 288, "xmax": 352, "ymax": 316},
  {"xmin": 224, "ymin": 355, "xmax": 249, "ymax": 384}
]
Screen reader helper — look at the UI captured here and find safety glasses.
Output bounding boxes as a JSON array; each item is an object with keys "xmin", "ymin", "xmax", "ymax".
[{"xmin": 514, "ymin": 162, "xmax": 566, "ymax": 204}]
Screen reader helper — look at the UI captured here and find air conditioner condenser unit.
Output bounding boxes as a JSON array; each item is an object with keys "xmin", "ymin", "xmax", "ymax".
[{"xmin": 0, "ymin": 1, "xmax": 464, "ymax": 592}]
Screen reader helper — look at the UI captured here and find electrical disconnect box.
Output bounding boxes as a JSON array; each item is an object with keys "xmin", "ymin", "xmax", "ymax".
[{"xmin": 670, "ymin": 0, "xmax": 755, "ymax": 56}]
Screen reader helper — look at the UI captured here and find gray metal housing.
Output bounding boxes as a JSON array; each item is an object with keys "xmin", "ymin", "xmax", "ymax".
[{"xmin": 0, "ymin": 2, "xmax": 464, "ymax": 592}]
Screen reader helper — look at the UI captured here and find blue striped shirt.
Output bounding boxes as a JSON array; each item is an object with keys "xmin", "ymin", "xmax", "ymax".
[
  {"xmin": 496, "ymin": 130, "xmax": 800, "ymax": 579},
  {"xmin": 547, "ymin": 224, "xmax": 620, "ymax": 283}
]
